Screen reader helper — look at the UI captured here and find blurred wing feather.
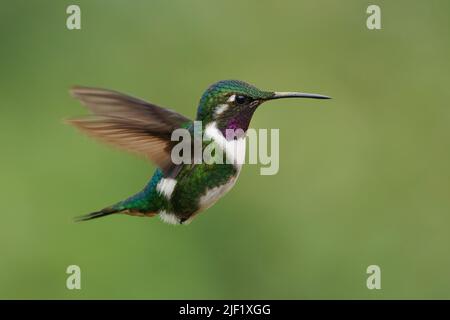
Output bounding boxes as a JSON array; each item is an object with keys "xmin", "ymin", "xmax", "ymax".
[{"xmin": 68, "ymin": 86, "xmax": 192, "ymax": 175}]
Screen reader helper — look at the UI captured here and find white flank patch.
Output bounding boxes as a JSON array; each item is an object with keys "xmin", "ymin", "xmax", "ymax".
[
  {"xmin": 227, "ymin": 94, "xmax": 236, "ymax": 102},
  {"xmin": 156, "ymin": 178, "xmax": 177, "ymax": 199},
  {"xmin": 159, "ymin": 210, "xmax": 180, "ymax": 225},
  {"xmin": 215, "ymin": 104, "xmax": 229, "ymax": 115},
  {"xmin": 204, "ymin": 122, "xmax": 246, "ymax": 167}
]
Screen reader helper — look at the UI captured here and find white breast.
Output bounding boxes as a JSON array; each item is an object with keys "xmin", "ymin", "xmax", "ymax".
[
  {"xmin": 204, "ymin": 122, "xmax": 246, "ymax": 167},
  {"xmin": 199, "ymin": 122, "xmax": 245, "ymax": 209},
  {"xmin": 198, "ymin": 172, "xmax": 240, "ymax": 211},
  {"xmin": 159, "ymin": 173, "xmax": 240, "ymax": 225}
]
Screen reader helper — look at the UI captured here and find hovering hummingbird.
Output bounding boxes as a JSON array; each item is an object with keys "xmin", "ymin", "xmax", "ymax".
[{"xmin": 68, "ymin": 80, "xmax": 330, "ymax": 224}]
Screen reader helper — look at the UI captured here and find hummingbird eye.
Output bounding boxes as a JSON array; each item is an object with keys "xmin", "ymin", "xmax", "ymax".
[{"xmin": 235, "ymin": 95, "xmax": 249, "ymax": 105}]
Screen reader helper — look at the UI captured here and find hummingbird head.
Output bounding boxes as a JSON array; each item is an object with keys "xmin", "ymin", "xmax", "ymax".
[{"xmin": 196, "ymin": 80, "xmax": 330, "ymax": 137}]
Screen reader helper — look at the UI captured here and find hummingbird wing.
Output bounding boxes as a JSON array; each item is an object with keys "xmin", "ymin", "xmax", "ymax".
[{"xmin": 67, "ymin": 86, "xmax": 192, "ymax": 176}]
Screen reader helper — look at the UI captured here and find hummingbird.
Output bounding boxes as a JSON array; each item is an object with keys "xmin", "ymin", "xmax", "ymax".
[{"xmin": 68, "ymin": 80, "xmax": 330, "ymax": 224}]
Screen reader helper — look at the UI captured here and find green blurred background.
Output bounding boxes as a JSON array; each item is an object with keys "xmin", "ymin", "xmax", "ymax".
[{"xmin": 1, "ymin": 0, "xmax": 449, "ymax": 299}]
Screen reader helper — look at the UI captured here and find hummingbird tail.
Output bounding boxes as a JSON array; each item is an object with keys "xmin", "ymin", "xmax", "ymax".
[{"xmin": 74, "ymin": 207, "xmax": 119, "ymax": 222}]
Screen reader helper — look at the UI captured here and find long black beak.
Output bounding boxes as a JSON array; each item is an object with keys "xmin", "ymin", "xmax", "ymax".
[{"xmin": 270, "ymin": 91, "xmax": 331, "ymax": 100}]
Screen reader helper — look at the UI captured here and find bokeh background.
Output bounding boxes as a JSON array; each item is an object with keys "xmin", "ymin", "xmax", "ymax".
[{"xmin": 1, "ymin": 0, "xmax": 450, "ymax": 299}]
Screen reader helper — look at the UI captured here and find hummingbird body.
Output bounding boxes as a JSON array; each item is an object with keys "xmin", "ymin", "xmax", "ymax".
[
  {"xmin": 68, "ymin": 80, "xmax": 329, "ymax": 224},
  {"xmin": 113, "ymin": 161, "xmax": 239, "ymax": 224}
]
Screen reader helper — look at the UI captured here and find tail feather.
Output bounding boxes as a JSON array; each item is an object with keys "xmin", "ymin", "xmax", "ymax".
[{"xmin": 74, "ymin": 207, "xmax": 119, "ymax": 222}]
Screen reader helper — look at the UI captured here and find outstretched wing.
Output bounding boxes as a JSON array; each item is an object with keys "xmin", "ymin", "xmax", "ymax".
[{"xmin": 67, "ymin": 86, "xmax": 192, "ymax": 175}]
